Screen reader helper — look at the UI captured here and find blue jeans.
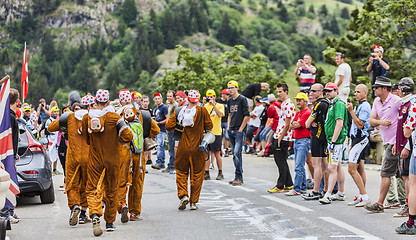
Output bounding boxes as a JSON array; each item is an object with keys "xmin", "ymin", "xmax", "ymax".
[
  {"xmin": 156, "ymin": 131, "xmax": 166, "ymax": 166},
  {"xmin": 228, "ymin": 130, "xmax": 245, "ymax": 180},
  {"xmin": 167, "ymin": 131, "xmax": 176, "ymax": 168},
  {"xmin": 221, "ymin": 122, "xmax": 229, "ymax": 140},
  {"xmin": 293, "ymin": 138, "xmax": 310, "ymax": 192},
  {"xmin": 259, "ymin": 126, "xmax": 271, "ymax": 142}
]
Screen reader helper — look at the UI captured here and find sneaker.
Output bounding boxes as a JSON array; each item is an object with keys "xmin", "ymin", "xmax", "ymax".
[
  {"xmin": 229, "ymin": 179, "xmax": 236, "ymax": 184},
  {"xmin": 394, "ymin": 205, "xmax": 409, "ymax": 218},
  {"xmin": 300, "ymin": 190, "xmax": 307, "ymax": 194},
  {"xmin": 284, "ymin": 185, "xmax": 294, "ymax": 191},
  {"xmin": 231, "ymin": 179, "xmax": 243, "ymax": 186},
  {"xmin": 79, "ymin": 214, "xmax": 91, "ymax": 224},
  {"xmin": 216, "ymin": 173, "xmax": 224, "ymax": 180},
  {"xmin": 151, "ymin": 164, "xmax": 164, "ymax": 170},
  {"xmin": 178, "ymin": 195, "xmax": 189, "ymax": 210},
  {"xmin": 6, "ymin": 215, "xmax": 19, "ymax": 224},
  {"xmin": 384, "ymin": 200, "xmax": 400, "ymax": 209},
  {"xmin": 224, "ymin": 151, "xmax": 229, "ymax": 157},
  {"xmin": 364, "ymin": 202, "xmax": 384, "ymax": 213},
  {"xmin": 209, "ymin": 164, "xmax": 215, "ymax": 170},
  {"xmin": 257, "ymin": 150, "xmax": 265, "ymax": 157},
  {"xmin": 319, "ymin": 196, "xmax": 332, "ymax": 204},
  {"xmin": 204, "ymin": 172, "xmax": 211, "ymax": 180},
  {"xmin": 348, "ymin": 196, "xmax": 361, "ymax": 206},
  {"xmin": 396, "ymin": 222, "xmax": 416, "ymax": 234},
  {"xmin": 120, "ymin": 204, "xmax": 129, "ymax": 223},
  {"xmin": 69, "ymin": 205, "xmax": 81, "ymax": 226},
  {"xmin": 190, "ymin": 203, "xmax": 198, "ymax": 210},
  {"xmin": 106, "ymin": 222, "xmax": 116, "ymax": 231},
  {"xmin": 169, "ymin": 169, "xmax": 176, "ymax": 174},
  {"xmin": 162, "ymin": 167, "xmax": 174, "ymax": 173},
  {"xmin": 400, "ymin": 200, "xmax": 407, "ymax": 206},
  {"xmin": 329, "ymin": 193, "xmax": 345, "ymax": 201},
  {"xmin": 267, "ymin": 186, "xmax": 284, "ymax": 193},
  {"xmin": 285, "ymin": 190, "xmax": 300, "ymax": 196},
  {"xmin": 92, "ymin": 215, "xmax": 103, "ymax": 236},
  {"xmin": 302, "ymin": 192, "xmax": 320, "ymax": 200},
  {"xmin": 355, "ymin": 199, "xmax": 371, "ymax": 207},
  {"xmin": 146, "ymin": 160, "xmax": 152, "ymax": 165},
  {"xmin": 129, "ymin": 213, "xmax": 143, "ymax": 221}
]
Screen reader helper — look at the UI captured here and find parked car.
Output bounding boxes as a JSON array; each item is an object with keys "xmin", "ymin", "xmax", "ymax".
[{"xmin": 16, "ymin": 119, "xmax": 55, "ymax": 204}]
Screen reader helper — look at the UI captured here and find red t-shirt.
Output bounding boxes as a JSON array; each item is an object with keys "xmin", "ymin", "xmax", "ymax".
[
  {"xmin": 267, "ymin": 102, "xmax": 281, "ymax": 131},
  {"xmin": 293, "ymin": 108, "xmax": 312, "ymax": 139}
]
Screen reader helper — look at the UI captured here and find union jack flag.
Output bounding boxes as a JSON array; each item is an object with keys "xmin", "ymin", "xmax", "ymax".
[{"xmin": 0, "ymin": 77, "xmax": 20, "ymax": 208}]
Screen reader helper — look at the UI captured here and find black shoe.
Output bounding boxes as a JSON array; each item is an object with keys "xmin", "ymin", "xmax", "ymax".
[
  {"xmin": 146, "ymin": 160, "xmax": 152, "ymax": 165},
  {"xmin": 302, "ymin": 192, "xmax": 320, "ymax": 200},
  {"xmin": 79, "ymin": 214, "xmax": 91, "ymax": 224},
  {"xmin": 204, "ymin": 172, "xmax": 211, "ymax": 180},
  {"xmin": 151, "ymin": 164, "xmax": 164, "ymax": 170},
  {"xmin": 69, "ymin": 205, "xmax": 81, "ymax": 226},
  {"xmin": 306, "ymin": 179, "xmax": 314, "ymax": 189},
  {"xmin": 106, "ymin": 222, "xmax": 116, "ymax": 231}
]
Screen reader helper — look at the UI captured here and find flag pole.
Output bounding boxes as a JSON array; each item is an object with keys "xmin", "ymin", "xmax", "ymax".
[{"xmin": 0, "ymin": 75, "xmax": 10, "ymax": 85}]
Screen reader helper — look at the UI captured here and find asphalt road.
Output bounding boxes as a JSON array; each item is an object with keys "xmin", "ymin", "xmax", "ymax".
[{"xmin": 8, "ymin": 152, "xmax": 414, "ymax": 240}]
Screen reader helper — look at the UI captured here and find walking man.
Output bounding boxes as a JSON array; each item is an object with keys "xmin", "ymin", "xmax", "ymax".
[
  {"xmin": 227, "ymin": 81, "xmax": 250, "ymax": 186},
  {"xmin": 152, "ymin": 93, "xmax": 168, "ymax": 170},
  {"xmin": 166, "ymin": 90, "xmax": 213, "ymax": 210}
]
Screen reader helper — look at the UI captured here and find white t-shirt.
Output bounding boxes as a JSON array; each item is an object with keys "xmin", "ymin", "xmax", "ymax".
[
  {"xmin": 249, "ymin": 105, "xmax": 264, "ymax": 128},
  {"xmin": 335, "ymin": 63, "xmax": 351, "ymax": 90}
]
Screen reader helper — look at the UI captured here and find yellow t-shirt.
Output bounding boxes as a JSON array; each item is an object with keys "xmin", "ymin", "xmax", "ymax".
[{"xmin": 204, "ymin": 103, "xmax": 224, "ymax": 135}]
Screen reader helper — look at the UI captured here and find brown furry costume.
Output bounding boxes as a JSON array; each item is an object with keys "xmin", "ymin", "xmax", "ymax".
[
  {"xmin": 117, "ymin": 106, "xmax": 160, "ymax": 215},
  {"xmin": 165, "ymin": 106, "xmax": 213, "ymax": 203},
  {"xmin": 82, "ymin": 111, "xmax": 133, "ymax": 223},
  {"xmin": 47, "ymin": 112, "xmax": 89, "ymax": 210}
]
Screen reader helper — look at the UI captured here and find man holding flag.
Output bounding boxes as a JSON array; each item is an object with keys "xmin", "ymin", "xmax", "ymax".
[{"xmin": 0, "ymin": 75, "xmax": 21, "ymax": 223}]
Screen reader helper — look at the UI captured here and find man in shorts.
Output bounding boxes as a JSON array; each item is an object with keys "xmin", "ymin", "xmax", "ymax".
[
  {"xmin": 365, "ymin": 76, "xmax": 401, "ymax": 212},
  {"xmin": 244, "ymin": 96, "xmax": 264, "ymax": 154},
  {"xmin": 346, "ymin": 84, "xmax": 371, "ymax": 207},
  {"xmin": 303, "ymin": 84, "xmax": 330, "ymax": 200},
  {"xmin": 204, "ymin": 89, "xmax": 225, "ymax": 180},
  {"xmin": 217, "ymin": 89, "xmax": 231, "ymax": 157},
  {"xmin": 319, "ymin": 82, "xmax": 348, "ymax": 204}
]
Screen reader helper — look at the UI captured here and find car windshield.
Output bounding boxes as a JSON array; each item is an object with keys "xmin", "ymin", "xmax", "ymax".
[{"xmin": 18, "ymin": 123, "xmax": 29, "ymax": 156}]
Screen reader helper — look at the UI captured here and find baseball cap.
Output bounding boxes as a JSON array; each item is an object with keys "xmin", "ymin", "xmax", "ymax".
[
  {"xmin": 227, "ymin": 80, "xmax": 238, "ymax": 88},
  {"xmin": 51, "ymin": 106, "xmax": 60, "ymax": 112},
  {"xmin": 267, "ymin": 93, "xmax": 276, "ymax": 101},
  {"xmin": 23, "ymin": 106, "xmax": 31, "ymax": 112},
  {"xmin": 221, "ymin": 89, "xmax": 230, "ymax": 95},
  {"xmin": 96, "ymin": 89, "xmax": 110, "ymax": 103},
  {"xmin": 374, "ymin": 45, "xmax": 384, "ymax": 53},
  {"xmin": 119, "ymin": 89, "xmax": 132, "ymax": 103},
  {"xmin": 324, "ymin": 82, "xmax": 338, "ymax": 90},
  {"xmin": 293, "ymin": 92, "xmax": 308, "ymax": 101},
  {"xmin": 188, "ymin": 90, "xmax": 200, "ymax": 103},
  {"xmin": 260, "ymin": 98, "xmax": 269, "ymax": 103},
  {"xmin": 206, "ymin": 89, "xmax": 216, "ymax": 97},
  {"xmin": 153, "ymin": 93, "xmax": 162, "ymax": 98}
]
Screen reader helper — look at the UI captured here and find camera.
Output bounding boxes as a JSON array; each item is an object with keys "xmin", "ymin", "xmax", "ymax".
[{"xmin": 371, "ymin": 53, "xmax": 376, "ymax": 58}]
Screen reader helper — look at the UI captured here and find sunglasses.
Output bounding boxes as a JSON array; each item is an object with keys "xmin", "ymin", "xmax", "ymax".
[
  {"xmin": 324, "ymin": 89, "xmax": 334, "ymax": 93},
  {"xmin": 310, "ymin": 89, "xmax": 321, "ymax": 93}
]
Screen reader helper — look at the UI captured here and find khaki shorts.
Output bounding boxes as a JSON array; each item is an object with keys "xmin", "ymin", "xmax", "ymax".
[
  {"xmin": 381, "ymin": 144, "xmax": 399, "ymax": 177},
  {"xmin": 245, "ymin": 97, "xmax": 253, "ymax": 108}
]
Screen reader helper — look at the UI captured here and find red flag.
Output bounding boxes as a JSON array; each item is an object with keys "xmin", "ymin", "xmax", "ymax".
[{"xmin": 21, "ymin": 42, "xmax": 28, "ymax": 102}]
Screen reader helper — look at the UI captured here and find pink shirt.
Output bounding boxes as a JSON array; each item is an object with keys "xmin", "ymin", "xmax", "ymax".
[{"xmin": 371, "ymin": 93, "xmax": 401, "ymax": 145}]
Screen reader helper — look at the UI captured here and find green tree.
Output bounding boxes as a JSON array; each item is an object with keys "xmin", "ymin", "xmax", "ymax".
[
  {"xmin": 122, "ymin": 0, "xmax": 137, "ymax": 27},
  {"xmin": 340, "ymin": 7, "xmax": 350, "ymax": 19},
  {"xmin": 319, "ymin": 4, "xmax": 328, "ymax": 16}
]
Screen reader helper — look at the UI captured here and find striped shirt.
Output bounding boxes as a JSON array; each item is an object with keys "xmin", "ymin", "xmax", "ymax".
[{"xmin": 299, "ymin": 65, "xmax": 316, "ymax": 91}]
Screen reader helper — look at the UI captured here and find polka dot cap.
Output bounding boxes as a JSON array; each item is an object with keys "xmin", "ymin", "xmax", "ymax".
[
  {"xmin": 96, "ymin": 89, "xmax": 109, "ymax": 103},
  {"xmin": 119, "ymin": 89, "xmax": 132, "ymax": 103}
]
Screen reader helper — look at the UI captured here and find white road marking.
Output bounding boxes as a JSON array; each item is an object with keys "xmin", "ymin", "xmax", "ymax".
[
  {"xmin": 262, "ymin": 195, "xmax": 314, "ymax": 212},
  {"xmin": 319, "ymin": 217, "xmax": 381, "ymax": 240},
  {"xmin": 211, "ymin": 180, "xmax": 256, "ymax": 192}
]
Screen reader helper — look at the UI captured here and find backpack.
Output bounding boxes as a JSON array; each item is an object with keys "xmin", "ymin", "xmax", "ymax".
[{"xmin": 128, "ymin": 110, "xmax": 152, "ymax": 154}]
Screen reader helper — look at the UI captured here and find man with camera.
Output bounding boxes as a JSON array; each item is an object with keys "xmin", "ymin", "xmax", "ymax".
[
  {"xmin": 294, "ymin": 54, "xmax": 317, "ymax": 93},
  {"xmin": 366, "ymin": 45, "xmax": 390, "ymax": 98},
  {"xmin": 37, "ymin": 98, "xmax": 51, "ymax": 125}
]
